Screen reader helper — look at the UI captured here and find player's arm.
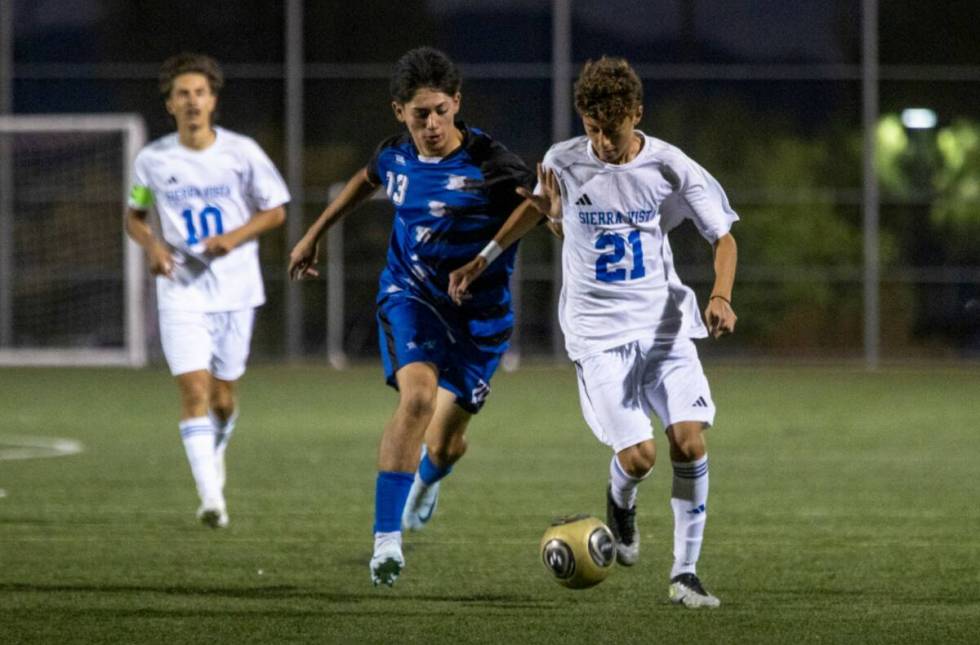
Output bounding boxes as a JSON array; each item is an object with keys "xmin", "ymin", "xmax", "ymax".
[
  {"xmin": 448, "ymin": 162, "xmax": 561, "ymax": 305},
  {"xmin": 203, "ymin": 205, "xmax": 286, "ymax": 257},
  {"xmin": 288, "ymin": 167, "xmax": 378, "ymax": 280},
  {"xmin": 704, "ymin": 232, "xmax": 738, "ymax": 338},
  {"xmin": 125, "ymin": 207, "xmax": 174, "ymax": 277}
]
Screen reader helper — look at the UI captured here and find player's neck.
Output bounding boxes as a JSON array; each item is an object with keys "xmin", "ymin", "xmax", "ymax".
[
  {"xmin": 178, "ymin": 125, "xmax": 217, "ymax": 151},
  {"xmin": 611, "ymin": 134, "xmax": 643, "ymax": 165}
]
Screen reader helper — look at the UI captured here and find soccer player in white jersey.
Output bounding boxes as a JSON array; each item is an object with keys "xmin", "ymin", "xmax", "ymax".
[
  {"xmin": 450, "ymin": 57, "xmax": 737, "ymax": 608},
  {"xmin": 125, "ymin": 53, "xmax": 290, "ymax": 529}
]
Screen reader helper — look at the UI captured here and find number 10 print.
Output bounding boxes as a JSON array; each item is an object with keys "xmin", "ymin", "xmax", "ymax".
[{"xmin": 181, "ymin": 206, "xmax": 224, "ymax": 245}]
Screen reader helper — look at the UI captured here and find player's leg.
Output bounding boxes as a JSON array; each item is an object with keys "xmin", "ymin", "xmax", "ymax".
[
  {"xmin": 208, "ymin": 308, "xmax": 254, "ymax": 493},
  {"xmin": 649, "ymin": 338, "xmax": 719, "ymax": 608},
  {"xmin": 607, "ymin": 439, "xmax": 655, "ymax": 565},
  {"xmin": 372, "ymin": 361, "xmax": 439, "ymax": 585},
  {"xmin": 402, "ymin": 388, "xmax": 472, "ymax": 530},
  {"xmin": 371, "ymin": 294, "xmax": 449, "ymax": 586},
  {"xmin": 209, "ymin": 378, "xmax": 237, "ymax": 491},
  {"xmin": 160, "ymin": 309, "xmax": 225, "ymax": 528},
  {"xmin": 575, "ymin": 341, "xmax": 655, "ymax": 566}
]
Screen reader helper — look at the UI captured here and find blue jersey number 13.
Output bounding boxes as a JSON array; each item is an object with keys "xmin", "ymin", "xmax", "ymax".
[
  {"xmin": 595, "ymin": 231, "xmax": 646, "ymax": 283},
  {"xmin": 181, "ymin": 206, "xmax": 224, "ymax": 245}
]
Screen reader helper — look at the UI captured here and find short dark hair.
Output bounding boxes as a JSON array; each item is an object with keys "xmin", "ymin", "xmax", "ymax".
[
  {"xmin": 389, "ymin": 47, "xmax": 461, "ymax": 104},
  {"xmin": 574, "ymin": 56, "xmax": 643, "ymax": 125},
  {"xmin": 158, "ymin": 52, "xmax": 224, "ymax": 98}
]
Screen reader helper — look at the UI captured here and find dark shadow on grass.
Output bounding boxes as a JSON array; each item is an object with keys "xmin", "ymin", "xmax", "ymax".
[
  {"xmin": 0, "ymin": 517, "xmax": 59, "ymax": 526},
  {"xmin": 0, "ymin": 583, "xmax": 557, "ymax": 608}
]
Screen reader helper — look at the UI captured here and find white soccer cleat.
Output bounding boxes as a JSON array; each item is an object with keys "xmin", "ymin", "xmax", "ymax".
[
  {"xmin": 669, "ymin": 573, "xmax": 720, "ymax": 608},
  {"xmin": 197, "ymin": 500, "xmax": 229, "ymax": 529},
  {"xmin": 401, "ymin": 475, "xmax": 440, "ymax": 531},
  {"xmin": 370, "ymin": 537, "xmax": 405, "ymax": 587}
]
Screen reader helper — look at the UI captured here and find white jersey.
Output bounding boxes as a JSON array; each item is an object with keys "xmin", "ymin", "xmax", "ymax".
[
  {"xmin": 540, "ymin": 132, "xmax": 738, "ymax": 361},
  {"xmin": 128, "ymin": 127, "xmax": 290, "ymax": 312}
]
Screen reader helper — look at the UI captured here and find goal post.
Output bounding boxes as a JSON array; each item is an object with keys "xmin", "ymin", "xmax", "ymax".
[{"xmin": 0, "ymin": 114, "xmax": 148, "ymax": 367}]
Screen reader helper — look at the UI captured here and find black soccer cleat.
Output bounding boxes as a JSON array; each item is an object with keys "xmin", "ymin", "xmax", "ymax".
[{"xmin": 605, "ymin": 484, "xmax": 639, "ymax": 566}]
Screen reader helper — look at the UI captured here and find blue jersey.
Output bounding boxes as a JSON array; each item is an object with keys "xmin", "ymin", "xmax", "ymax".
[{"xmin": 367, "ymin": 124, "xmax": 533, "ymax": 353}]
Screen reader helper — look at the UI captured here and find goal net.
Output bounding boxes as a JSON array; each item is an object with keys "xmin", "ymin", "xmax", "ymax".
[{"xmin": 0, "ymin": 114, "xmax": 147, "ymax": 366}]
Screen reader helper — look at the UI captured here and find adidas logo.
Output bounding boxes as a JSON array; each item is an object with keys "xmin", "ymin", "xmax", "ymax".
[
  {"xmin": 574, "ymin": 193, "xmax": 593, "ymax": 206},
  {"xmin": 692, "ymin": 396, "xmax": 709, "ymax": 408},
  {"xmin": 687, "ymin": 503, "xmax": 706, "ymax": 515},
  {"xmin": 167, "ymin": 176, "xmax": 178, "ymax": 184}
]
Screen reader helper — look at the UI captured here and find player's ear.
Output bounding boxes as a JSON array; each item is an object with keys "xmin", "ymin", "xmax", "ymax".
[
  {"xmin": 392, "ymin": 101, "xmax": 406, "ymax": 123},
  {"xmin": 452, "ymin": 92, "xmax": 461, "ymax": 111},
  {"xmin": 632, "ymin": 104, "xmax": 643, "ymax": 126}
]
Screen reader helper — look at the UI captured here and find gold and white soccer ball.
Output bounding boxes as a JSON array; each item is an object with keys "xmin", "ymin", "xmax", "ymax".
[{"xmin": 539, "ymin": 514, "xmax": 615, "ymax": 589}]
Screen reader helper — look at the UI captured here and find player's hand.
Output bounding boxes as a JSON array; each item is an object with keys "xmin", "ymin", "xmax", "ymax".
[
  {"xmin": 704, "ymin": 296, "xmax": 737, "ymax": 339},
  {"xmin": 516, "ymin": 163, "xmax": 562, "ymax": 223},
  {"xmin": 288, "ymin": 236, "xmax": 320, "ymax": 280},
  {"xmin": 448, "ymin": 256, "xmax": 488, "ymax": 305},
  {"xmin": 202, "ymin": 234, "xmax": 236, "ymax": 257},
  {"xmin": 146, "ymin": 242, "xmax": 174, "ymax": 278}
]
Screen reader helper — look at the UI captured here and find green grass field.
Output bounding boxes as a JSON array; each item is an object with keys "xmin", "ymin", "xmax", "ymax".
[{"xmin": 1, "ymin": 363, "xmax": 979, "ymax": 644}]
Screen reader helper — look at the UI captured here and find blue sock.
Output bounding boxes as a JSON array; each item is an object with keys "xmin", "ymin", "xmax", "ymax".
[
  {"xmin": 373, "ymin": 471, "xmax": 414, "ymax": 533},
  {"xmin": 418, "ymin": 452, "xmax": 453, "ymax": 486}
]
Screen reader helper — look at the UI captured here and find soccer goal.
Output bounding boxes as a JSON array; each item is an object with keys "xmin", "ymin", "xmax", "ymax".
[{"xmin": 0, "ymin": 114, "xmax": 148, "ymax": 367}]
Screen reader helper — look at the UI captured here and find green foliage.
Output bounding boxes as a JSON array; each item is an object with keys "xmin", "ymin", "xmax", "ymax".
[
  {"xmin": 875, "ymin": 115, "xmax": 980, "ymax": 262},
  {"xmin": 652, "ymin": 99, "xmax": 893, "ymax": 350}
]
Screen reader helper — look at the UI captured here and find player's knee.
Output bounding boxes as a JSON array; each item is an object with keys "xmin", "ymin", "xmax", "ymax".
[
  {"xmin": 398, "ymin": 391, "xmax": 437, "ymax": 424},
  {"xmin": 668, "ymin": 425, "xmax": 706, "ymax": 462},
  {"xmin": 618, "ymin": 441, "xmax": 655, "ymax": 478},
  {"xmin": 179, "ymin": 380, "xmax": 210, "ymax": 409}
]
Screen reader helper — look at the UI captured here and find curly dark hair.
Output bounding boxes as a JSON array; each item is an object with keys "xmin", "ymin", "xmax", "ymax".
[
  {"xmin": 573, "ymin": 57, "xmax": 643, "ymax": 124},
  {"xmin": 389, "ymin": 47, "xmax": 461, "ymax": 104},
  {"xmin": 158, "ymin": 52, "xmax": 224, "ymax": 98}
]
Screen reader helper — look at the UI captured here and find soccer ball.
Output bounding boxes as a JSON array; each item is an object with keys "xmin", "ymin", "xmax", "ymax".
[{"xmin": 539, "ymin": 514, "xmax": 615, "ymax": 589}]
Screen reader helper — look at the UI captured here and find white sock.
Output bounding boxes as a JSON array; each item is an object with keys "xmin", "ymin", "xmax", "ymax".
[
  {"xmin": 179, "ymin": 416, "xmax": 223, "ymax": 507},
  {"xmin": 670, "ymin": 455, "xmax": 709, "ymax": 578},
  {"xmin": 609, "ymin": 454, "xmax": 649, "ymax": 510},
  {"xmin": 373, "ymin": 530, "xmax": 402, "ymax": 551},
  {"xmin": 210, "ymin": 408, "xmax": 238, "ymax": 457}
]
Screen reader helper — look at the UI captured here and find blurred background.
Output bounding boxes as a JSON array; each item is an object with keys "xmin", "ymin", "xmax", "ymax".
[{"xmin": 2, "ymin": 0, "xmax": 979, "ymax": 368}]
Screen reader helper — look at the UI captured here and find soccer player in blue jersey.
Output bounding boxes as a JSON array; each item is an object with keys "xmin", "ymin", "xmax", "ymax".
[{"xmin": 289, "ymin": 47, "xmax": 533, "ymax": 586}]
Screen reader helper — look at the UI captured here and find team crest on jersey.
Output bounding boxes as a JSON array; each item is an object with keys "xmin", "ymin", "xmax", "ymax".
[
  {"xmin": 446, "ymin": 174, "xmax": 482, "ymax": 192},
  {"xmin": 394, "ymin": 154, "xmax": 407, "ymax": 165}
]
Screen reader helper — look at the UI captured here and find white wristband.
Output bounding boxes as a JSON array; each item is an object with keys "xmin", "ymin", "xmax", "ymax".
[{"xmin": 478, "ymin": 240, "xmax": 503, "ymax": 264}]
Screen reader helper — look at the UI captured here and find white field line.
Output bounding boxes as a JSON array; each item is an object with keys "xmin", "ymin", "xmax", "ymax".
[{"xmin": 0, "ymin": 435, "xmax": 84, "ymax": 461}]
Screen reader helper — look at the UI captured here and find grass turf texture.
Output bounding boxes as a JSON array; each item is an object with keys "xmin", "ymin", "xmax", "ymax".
[{"xmin": 1, "ymin": 364, "xmax": 979, "ymax": 644}]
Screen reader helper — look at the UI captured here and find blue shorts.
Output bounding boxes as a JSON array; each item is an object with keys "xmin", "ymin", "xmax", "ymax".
[{"xmin": 377, "ymin": 293, "xmax": 505, "ymax": 414}]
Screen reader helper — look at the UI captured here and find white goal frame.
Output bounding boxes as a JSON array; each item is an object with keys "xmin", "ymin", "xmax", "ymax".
[{"xmin": 0, "ymin": 114, "xmax": 148, "ymax": 367}]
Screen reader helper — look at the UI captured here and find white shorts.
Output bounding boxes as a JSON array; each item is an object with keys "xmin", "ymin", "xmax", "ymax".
[
  {"xmin": 158, "ymin": 308, "xmax": 256, "ymax": 381},
  {"xmin": 574, "ymin": 337, "xmax": 715, "ymax": 453}
]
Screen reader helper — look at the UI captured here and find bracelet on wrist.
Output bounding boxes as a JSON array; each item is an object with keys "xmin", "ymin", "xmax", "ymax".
[{"xmin": 710, "ymin": 294, "xmax": 731, "ymax": 305}]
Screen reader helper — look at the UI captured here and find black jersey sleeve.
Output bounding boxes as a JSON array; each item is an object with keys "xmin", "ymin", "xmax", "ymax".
[
  {"xmin": 365, "ymin": 133, "xmax": 406, "ymax": 185},
  {"xmin": 483, "ymin": 145, "xmax": 535, "ymax": 218}
]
